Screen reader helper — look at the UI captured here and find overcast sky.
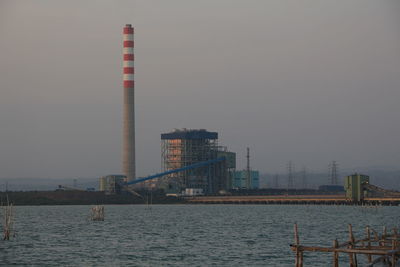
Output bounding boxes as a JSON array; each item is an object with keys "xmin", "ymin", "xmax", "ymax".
[{"xmin": 0, "ymin": 0, "xmax": 399, "ymax": 179}]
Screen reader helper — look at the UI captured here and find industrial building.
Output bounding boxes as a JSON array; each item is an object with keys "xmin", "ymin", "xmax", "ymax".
[
  {"xmin": 344, "ymin": 173, "xmax": 370, "ymax": 201},
  {"xmin": 229, "ymin": 148, "xmax": 260, "ymax": 190},
  {"xmin": 99, "ymin": 175, "xmax": 127, "ymax": 194},
  {"xmin": 218, "ymin": 150, "xmax": 236, "ymax": 190},
  {"xmin": 100, "ymin": 25, "xmax": 261, "ymax": 196},
  {"xmin": 98, "ymin": 25, "xmax": 135, "ymax": 195},
  {"xmin": 233, "ymin": 170, "xmax": 260, "ymax": 189},
  {"xmin": 342, "ymin": 173, "xmax": 400, "ymax": 203},
  {"xmin": 160, "ymin": 129, "xmax": 236, "ymax": 194}
]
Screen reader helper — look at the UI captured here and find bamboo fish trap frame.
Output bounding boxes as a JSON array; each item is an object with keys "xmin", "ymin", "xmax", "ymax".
[{"xmin": 291, "ymin": 224, "xmax": 400, "ymax": 267}]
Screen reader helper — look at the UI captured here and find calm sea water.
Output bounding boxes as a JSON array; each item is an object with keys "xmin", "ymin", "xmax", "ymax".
[{"xmin": 0, "ymin": 205, "xmax": 399, "ymax": 266}]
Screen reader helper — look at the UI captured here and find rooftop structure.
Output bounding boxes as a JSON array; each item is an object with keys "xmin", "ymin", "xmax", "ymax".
[{"xmin": 161, "ymin": 129, "xmax": 218, "ymax": 140}]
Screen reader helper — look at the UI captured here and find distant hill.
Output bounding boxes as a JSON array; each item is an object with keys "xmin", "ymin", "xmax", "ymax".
[{"xmin": 0, "ymin": 177, "xmax": 98, "ymax": 191}]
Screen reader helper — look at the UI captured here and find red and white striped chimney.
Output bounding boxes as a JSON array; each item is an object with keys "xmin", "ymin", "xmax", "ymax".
[{"xmin": 123, "ymin": 24, "xmax": 135, "ymax": 182}]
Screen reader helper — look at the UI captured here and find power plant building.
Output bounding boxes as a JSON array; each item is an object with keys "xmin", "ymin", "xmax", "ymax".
[
  {"xmin": 160, "ymin": 129, "xmax": 235, "ymax": 194},
  {"xmin": 101, "ymin": 26, "xmax": 260, "ymax": 196},
  {"xmin": 345, "ymin": 173, "xmax": 370, "ymax": 202},
  {"xmin": 217, "ymin": 150, "xmax": 236, "ymax": 190}
]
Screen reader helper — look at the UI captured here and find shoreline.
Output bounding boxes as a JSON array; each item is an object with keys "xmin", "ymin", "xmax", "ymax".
[{"xmin": 1, "ymin": 191, "xmax": 400, "ymax": 206}]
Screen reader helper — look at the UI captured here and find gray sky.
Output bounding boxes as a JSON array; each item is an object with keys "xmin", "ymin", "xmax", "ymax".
[{"xmin": 0, "ymin": 0, "xmax": 399, "ymax": 179}]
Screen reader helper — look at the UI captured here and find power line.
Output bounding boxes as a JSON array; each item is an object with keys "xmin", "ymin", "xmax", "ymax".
[
  {"xmin": 246, "ymin": 147, "xmax": 251, "ymax": 189},
  {"xmin": 273, "ymin": 174, "xmax": 279, "ymax": 188},
  {"xmin": 301, "ymin": 167, "xmax": 307, "ymax": 189},
  {"xmin": 329, "ymin": 161, "xmax": 339, "ymax": 185},
  {"xmin": 287, "ymin": 161, "xmax": 295, "ymax": 189}
]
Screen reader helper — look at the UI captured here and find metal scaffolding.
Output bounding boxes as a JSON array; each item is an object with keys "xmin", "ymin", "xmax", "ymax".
[{"xmin": 160, "ymin": 129, "xmax": 226, "ymax": 194}]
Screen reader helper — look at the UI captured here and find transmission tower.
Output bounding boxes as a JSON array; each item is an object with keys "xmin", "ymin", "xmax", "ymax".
[
  {"xmin": 246, "ymin": 147, "xmax": 251, "ymax": 189},
  {"xmin": 273, "ymin": 174, "xmax": 279, "ymax": 188},
  {"xmin": 301, "ymin": 167, "xmax": 307, "ymax": 189},
  {"xmin": 287, "ymin": 161, "xmax": 295, "ymax": 189},
  {"xmin": 329, "ymin": 161, "xmax": 339, "ymax": 185}
]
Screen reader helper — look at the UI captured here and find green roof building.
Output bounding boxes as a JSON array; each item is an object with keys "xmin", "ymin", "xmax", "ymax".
[{"xmin": 233, "ymin": 170, "xmax": 259, "ymax": 189}]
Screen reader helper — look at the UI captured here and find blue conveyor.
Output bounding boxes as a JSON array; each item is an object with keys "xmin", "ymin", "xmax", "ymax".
[{"xmin": 125, "ymin": 157, "xmax": 226, "ymax": 186}]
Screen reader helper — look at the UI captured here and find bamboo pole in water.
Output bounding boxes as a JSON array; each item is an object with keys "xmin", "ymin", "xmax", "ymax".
[
  {"xmin": 348, "ymin": 224, "xmax": 356, "ymax": 267},
  {"xmin": 294, "ymin": 223, "xmax": 303, "ymax": 267},
  {"xmin": 2, "ymin": 196, "xmax": 14, "ymax": 240},
  {"xmin": 333, "ymin": 239, "xmax": 339, "ymax": 267},
  {"xmin": 366, "ymin": 226, "xmax": 372, "ymax": 263}
]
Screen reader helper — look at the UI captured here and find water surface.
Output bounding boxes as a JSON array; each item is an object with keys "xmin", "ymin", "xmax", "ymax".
[{"xmin": 1, "ymin": 205, "xmax": 398, "ymax": 266}]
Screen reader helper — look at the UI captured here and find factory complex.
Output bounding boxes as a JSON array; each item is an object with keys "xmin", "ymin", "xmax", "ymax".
[
  {"xmin": 97, "ymin": 24, "xmax": 260, "ymax": 196},
  {"xmin": 96, "ymin": 24, "xmax": 400, "ymax": 204},
  {"xmin": 100, "ymin": 128, "xmax": 260, "ymax": 196}
]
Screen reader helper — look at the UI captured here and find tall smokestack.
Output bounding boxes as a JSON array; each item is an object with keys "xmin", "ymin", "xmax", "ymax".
[{"xmin": 123, "ymin": 24, "xmax": 135, "ymax": 182}]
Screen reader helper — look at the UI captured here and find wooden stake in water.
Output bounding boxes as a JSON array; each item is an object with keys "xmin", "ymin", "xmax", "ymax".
[
  {"xmin": 348, "ymin": 224, "xmax": 357, "ymax": 267},
  {"xmin": 294, "ymin": 223, "xmax": 303, "ymax": 267},
  {"xmin": 333, "ymin": 239, "xmax": 339, "ymax": 267},
  {"xmin": 91, "ymin": 205, "xmax": 105, "ymax": 221},
  {"xmin": 2, "ymin": 196, "xmax": 14, "ymax": 240},
  {"xmin": 366, "ymin": 226, "xmax": 372, "ymax": 263}
]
